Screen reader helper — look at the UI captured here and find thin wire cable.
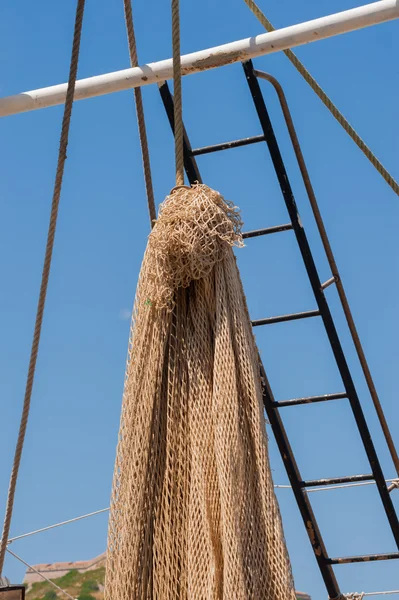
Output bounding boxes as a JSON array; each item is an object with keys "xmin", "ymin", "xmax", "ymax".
[
  {"xmin": 275, "ymin": 478, "xmax": 397, "ymax": 493},
  {"xmin": 341, "ymin": 593, "xmax": 399, "ymax": 599},
  {"xmin": 361, "ymin": 592, "xmax": 399, "ymax": 597},
  {"xmin": 0, "ymin": 0, "xmax": 86, "ymax": 576},
  {"xmin": 254, "ymin": 68, "xmax": 399, "ymax": 481},
  {"xmin": 6, "ymin": 548, "xmax": 76, "ymax": 600},
  {"xmin": 171, "ymin": 0, "xmax": 184, "ymax": 186},
  {"xmin": 123, "ymin": 0, "xmax": 156, "ymax": 225},
  {"xmin": 7, "ymin": 478, "xmax": 397, "ymax": 546},
  {"xmin": 243, "ymin": 0, "xmax": 399, "ymax": 197},
  {"xmin": 8, "ymin": 508, "xmax": 110, "ymax": 543}
]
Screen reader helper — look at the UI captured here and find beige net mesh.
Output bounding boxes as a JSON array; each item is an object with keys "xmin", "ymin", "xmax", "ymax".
[{"xmin": 105, "ymin": 184, "xmax": 296, "ymax": 600}]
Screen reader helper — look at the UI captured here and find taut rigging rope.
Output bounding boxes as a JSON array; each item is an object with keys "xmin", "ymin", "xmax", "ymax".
[
  {"xmin": 0, "ymin": 0, "xmax": 86, "ymax": 575},
  {"xmin": 123, "ymin": 0, "xmax": 156, "ymax": 225},
  {"xmin": 243, "ymin": 0, "xmax": 399, "ymax": 197}
]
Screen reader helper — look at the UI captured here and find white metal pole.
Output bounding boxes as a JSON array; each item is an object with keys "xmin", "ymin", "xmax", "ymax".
[{"xmin": 0, "ymin": 0, "xmax": 398, "ymax": 118}]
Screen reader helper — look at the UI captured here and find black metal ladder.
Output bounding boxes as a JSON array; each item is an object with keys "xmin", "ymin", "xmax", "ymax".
[{"xmin": 158, "ymin": 59, "xmax": 399, "ymax": 599}]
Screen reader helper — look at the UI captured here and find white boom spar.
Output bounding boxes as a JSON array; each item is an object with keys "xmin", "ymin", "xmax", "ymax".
[{"xmin": 0, "ymin": 0, "xmax": 398, "ymax": 118}]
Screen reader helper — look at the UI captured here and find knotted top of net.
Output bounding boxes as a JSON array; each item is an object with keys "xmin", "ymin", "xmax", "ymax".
[{"xmin": 144, "ymin": 183, "xmax": 244, "ymax": 309}]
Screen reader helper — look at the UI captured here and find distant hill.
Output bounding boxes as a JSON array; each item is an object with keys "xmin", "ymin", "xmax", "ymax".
[
  {"xmin": 25, "ymin": 557, "xmax": 310, "ymax": 600},
  {"xmin": 25, "ymin": 565, "xmax": 105, "ymax": 600}
]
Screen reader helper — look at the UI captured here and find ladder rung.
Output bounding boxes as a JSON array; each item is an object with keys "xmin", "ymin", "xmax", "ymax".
[
  {"xmin": 191, "ymin": 134, "xmax": 265, "ymax": 156},
  {"xmin": 301, "ymin": 474, "xmax": 374, "ymax": 488},
  {"xmin": 242, "ymin": 223, "xmax": 293, "ymax": 239},
  {"xmin": 326, "ymin": 552, "xmax": 399, "ymax": 565},
  {"xmin": 321, "ymin": 276, "xmax": 337, "ymax": 290},
  {"xmin": 273, "ymin": 392, "xmax": 347, "ymax": 408},
  {"xmin": 252, "ymin": 309, "xmax": 320, "ymax": 327}
]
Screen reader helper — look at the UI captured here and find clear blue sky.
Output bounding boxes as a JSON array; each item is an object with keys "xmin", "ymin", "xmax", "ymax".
[{"xmin": 0, "ymin": 1, "xmax": 398, "ymax": 597}]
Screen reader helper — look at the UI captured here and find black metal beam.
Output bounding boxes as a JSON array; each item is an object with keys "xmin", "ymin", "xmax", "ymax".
[
  {"xmin": 243, "ymin": 59, "xmax": 399, "ymax": 550},
  {"xmin": 158, "ymin": 82, "xmax": 202, "ymax": 184},
  {"xmin": 260, "ymin": 363, "xmax": 341, "ymax": 598}
]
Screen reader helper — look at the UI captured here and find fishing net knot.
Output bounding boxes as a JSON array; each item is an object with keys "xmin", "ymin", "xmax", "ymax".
[{"xmin": 146, "ymin": 183, "xmax": 244, "ymax": 309}]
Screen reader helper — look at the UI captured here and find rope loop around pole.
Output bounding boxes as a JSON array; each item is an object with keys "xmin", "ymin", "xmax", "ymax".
[{"xmin": 170, "ymin": 185, "xmax": 191, "ymax": 194}]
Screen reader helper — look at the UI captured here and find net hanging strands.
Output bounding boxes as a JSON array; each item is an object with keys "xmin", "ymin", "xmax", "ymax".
[
  {"xmin": 105, "ymin": 185, "xmax": 297, "ymax": 599},
  {"xmin": 105, "ymin": 1, "xmax": 297, "ymax": 598}
]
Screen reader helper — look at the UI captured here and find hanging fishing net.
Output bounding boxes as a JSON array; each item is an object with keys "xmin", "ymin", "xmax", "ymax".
[{"xmin": 105, "ymin": 184, "xmax": 296, "ymax": 600}]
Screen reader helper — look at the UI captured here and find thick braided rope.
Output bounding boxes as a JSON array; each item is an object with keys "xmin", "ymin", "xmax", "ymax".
[
  {"xmin": 123, "ymin": 0, "xmax": 156, "ymax": 225},
  {"xmin": 0, "ymin": 0, "xmax": 86, "ymax": 575},
  {"xmin": 243, "ymin": 0, "xmax": 399, "ymax": 197},
  {"xmin": 171, "ymin": 0, "xmax": 184, "ymax": 186}
]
